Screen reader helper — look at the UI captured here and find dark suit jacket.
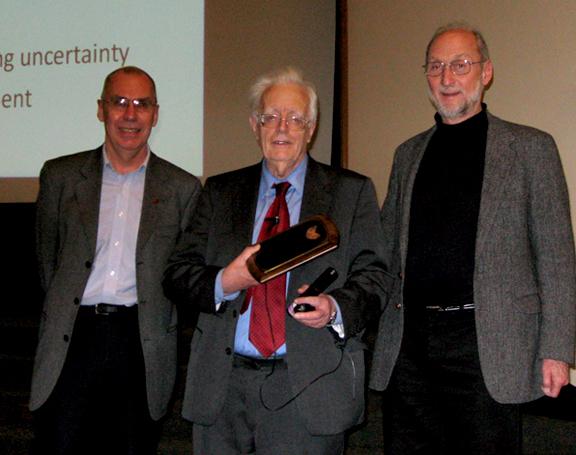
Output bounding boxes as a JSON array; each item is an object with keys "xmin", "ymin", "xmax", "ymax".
[
  {"xmin": 164, "ymin": 157, "xmax": 388, "ymax": 434},
  {"xmin": 30, "ymin": 147, "xmax": 201, "ymax": 420},
  {"xmin": 370, "ymin": 113, "xmax": 576, "ymax": 403}
]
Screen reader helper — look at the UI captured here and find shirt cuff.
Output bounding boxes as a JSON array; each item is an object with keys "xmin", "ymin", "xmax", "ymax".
[
  {"xmin": 215, "ymin": 269, "xmax": 240, "ymax": 311},
  {"xmin": 327, "ymin": 295, "xmax": 345, "ymax": 338}
]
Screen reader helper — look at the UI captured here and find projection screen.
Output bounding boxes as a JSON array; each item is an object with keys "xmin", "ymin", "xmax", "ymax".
[{"xmin": 1, "ymin": 0, "xmax": 204, "ymax": 177}]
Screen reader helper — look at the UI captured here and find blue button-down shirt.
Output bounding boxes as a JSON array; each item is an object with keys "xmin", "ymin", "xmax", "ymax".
[
  {"xmin": 215, "ymin": 156, "xmax": 344, "ymax": 358},
  {"xmin": 81, "ymin": 147, "xmax": 148, "ymax": 307},
  {"xmin": 233, "ymin": 157, "xmax": 308, "ymax": 357},
  {"xmin": 214, "ymin": 157, "xmax": 307, "ymax": 356}
]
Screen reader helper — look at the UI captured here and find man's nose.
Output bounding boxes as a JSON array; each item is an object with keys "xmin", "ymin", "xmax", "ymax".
[
  {"xmin": 123, "ymin": 102, "xmax": 137, "ymax": 119},
  {"xmin": 276, "ymin": 116, "xmax": 289, "ymax": 132},
  {"xmin": 441, "ymin": 65, "xmax": 455, "ymax": 85}
]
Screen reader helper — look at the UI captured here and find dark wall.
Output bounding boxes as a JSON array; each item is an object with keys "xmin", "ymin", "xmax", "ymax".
[{"xmin": 0, "ymin": 203, "xmax": 43, "ymax": 317}]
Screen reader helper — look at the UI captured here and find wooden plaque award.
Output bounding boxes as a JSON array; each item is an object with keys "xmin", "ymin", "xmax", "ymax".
[{"xmin": 247, "ymin": 214, "xmax": 340, "ymax": 283}]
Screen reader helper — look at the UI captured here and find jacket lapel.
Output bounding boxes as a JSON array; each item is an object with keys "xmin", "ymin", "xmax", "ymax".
[
  {"xmin": 399, "ymin": 129, "xmax": 434, "ymax": 268},
  {"xmin": 232, "ymin": 163, "xmax": 261, "ymax": 247},
  {"xmin": 299, "ymin": 158, "xmax": 332, "ymax": 221},
  {"xmin": 75, "ymin": 148, "xmax": 103, "ymax": 253},
  {"xmin": 287, "ymin": 158, "xmax": 333, "ymax": 299},
  {"xmin": 475, "ymin": 114, "xmax": 518, "ymax": 259},
  {"xmin": 137, "ymin": 153, "xmax": 171, "ymax": 252}
]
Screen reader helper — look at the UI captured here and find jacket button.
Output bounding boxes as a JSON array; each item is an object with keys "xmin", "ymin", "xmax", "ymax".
[
  {"xmin": 395, "ymin": 303, "xmax": 402, "ymax": 309},
  {"xmin": 232, "ymin": 310, "xmax": 238, "ymax": 318},
  {"xmin": 225, "ymin": 347, "xmax": 232, "ymax": 355},
  {"xmin": 73, "ymin": 298, "xmax": 80, "ymax": 305},
  {"xmin": 398, "ymin": 272, "xmax": 403, "ymax": 279},
  {"xmin": 63, "ymin": 335, "xmax": 69, "ymax": 342},
  {"xmin": 85, "ymin": 261, "xmax": 92, "ymax": 269}
]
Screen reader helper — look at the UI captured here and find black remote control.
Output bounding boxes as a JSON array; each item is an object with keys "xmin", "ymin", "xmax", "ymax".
[{"xmin": 293, "ymin": 267, "xmax": 338, "ymax": 312}]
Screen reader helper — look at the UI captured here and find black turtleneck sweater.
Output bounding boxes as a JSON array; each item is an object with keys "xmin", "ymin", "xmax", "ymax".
[{"xmin": 403, "ymin": 108, "xmax": 488, "ymax": 309}]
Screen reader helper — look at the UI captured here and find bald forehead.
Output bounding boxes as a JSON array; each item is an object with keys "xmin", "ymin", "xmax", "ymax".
[
  {"xmin": 261, "ymin": 83, "xmax": 310, "ymax": 115},
  {"xmin": 428, "ymin": 30, "xmax": 482, "ymax": 60},
  {"xmin": 103, "ymin": 71, "xmax": 156, "ymax": 100}
]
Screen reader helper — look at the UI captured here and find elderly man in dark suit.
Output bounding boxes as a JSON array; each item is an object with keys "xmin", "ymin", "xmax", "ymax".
[
  {"xmin": 164, "ymin": 67, "xmax": 387, "ymax": 454},
  {"xmin": 370, "ymin": 23, "xmax": 576, "ymax": 454},
  {"xmin": 30, "ymin": 66, "xmax": 201, "ymax": 454}
]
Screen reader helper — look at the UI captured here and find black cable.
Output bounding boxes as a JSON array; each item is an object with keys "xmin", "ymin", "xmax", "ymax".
[
  {"xmin": 260, "ymin": 344, "xmax": 344, "ymax": 412},
  {"xmin": 258, "ymin": 269, "xmax": 347, "ymax": 411}
]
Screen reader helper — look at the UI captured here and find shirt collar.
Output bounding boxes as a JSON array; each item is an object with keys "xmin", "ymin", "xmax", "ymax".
[
  {"xmin": 102, "ymin": 145, "xmax": 150, "ymax": 174},
  {"xmin": 260, "ymin": 154, "xmax": 308, "ymax": 197}
]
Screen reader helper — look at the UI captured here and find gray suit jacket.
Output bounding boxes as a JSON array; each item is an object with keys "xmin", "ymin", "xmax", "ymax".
[
  {"xmin": 30, "ymin": 147, "xmax": 201, "ymax": 420},
  {"xmin": 164, "ymin": 157, "xmax": 388, "ymax": 434},
  {"xmin": 370, "ymin": 113, "xmax": 576, "ymax": 403}
]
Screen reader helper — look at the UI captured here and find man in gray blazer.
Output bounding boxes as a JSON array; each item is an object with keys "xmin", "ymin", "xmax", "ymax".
[
  {"xmin": 30, "ymin": 66, "xmax": 201, "ymax": 454},
  {"xmin": 164, "ymin": 67, "xmax": 386, "ymax": 454},
  {"xmin": 370, "ymin": 23, "xmax": 576, "ymax": 454}
]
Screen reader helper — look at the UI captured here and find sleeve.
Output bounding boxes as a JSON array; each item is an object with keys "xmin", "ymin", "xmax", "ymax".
[
  {"xmin": 163, "ymin": 179, "xmax": 223, "ymax": 313},
  {"xmin": 527, "ymin": 134, "xmax": 576, "ymax": 363},
  {"xmin": 379, "ymin": 151, "xmax": 403, "ymax": 286},
  {"xmin": 328, "ymin": 177, "xmax": 395, "ymax": 338}
]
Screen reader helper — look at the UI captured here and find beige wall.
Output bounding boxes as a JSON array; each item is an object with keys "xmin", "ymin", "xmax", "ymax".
[
  {"xmin": 204, "ymin": 0, "xmax": 335, "ymax": 179},
  {"xmin": 347, "ymin": 0, "xmax": 576, "ymax": 381},
  {"xmin": 1, "ymin": 0, "xmax": 335, "ymax": 202},
  {"xmin": 348, "ymin": 0, "xmax": 576, "ymax": 205}
]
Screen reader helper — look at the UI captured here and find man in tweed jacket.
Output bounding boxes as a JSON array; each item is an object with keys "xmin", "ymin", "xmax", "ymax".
[
  {"xmin": 370, "ymin": 24, "xmax": 576, "ymax": 454},
  {"xmin": 31, "ymin": 66, "xmax": 200, "ymax": 454}
]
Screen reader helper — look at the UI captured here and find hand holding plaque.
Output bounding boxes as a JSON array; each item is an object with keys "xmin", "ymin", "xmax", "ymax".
[{"xmin": 246, "ymin": 214, "xmax": 340, "ymax": 283}]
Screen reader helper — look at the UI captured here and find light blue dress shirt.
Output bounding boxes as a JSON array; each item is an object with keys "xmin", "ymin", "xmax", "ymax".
[
  {"xmin": 81, "ymin": 147, "xmax": 148, "ymax": 307},
  {"xmin": 215, "ymin": 156, "xmax": 343, "ymax": 358},
  {"xmin": 232, "ymin": 158, "xmax": 307, "ymax": 357}
]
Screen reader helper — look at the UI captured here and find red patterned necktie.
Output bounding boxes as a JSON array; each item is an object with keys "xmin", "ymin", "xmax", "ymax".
[{"xmin": 243, "ymin": 182, "xmax": 291, "ymax": 358}]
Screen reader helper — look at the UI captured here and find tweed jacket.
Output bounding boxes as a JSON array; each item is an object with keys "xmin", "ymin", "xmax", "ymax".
[
  {"xmin": 370, "ymin": 113, "xmax": 576, "ymax": 404},
  {"xmin": 30, "ymin": 147, "xmax": 201, "ymax": 420}
]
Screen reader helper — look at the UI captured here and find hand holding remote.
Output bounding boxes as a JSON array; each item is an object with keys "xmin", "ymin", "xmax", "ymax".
[{"xmin": 293, "ymin": 267, "xmax": 338, "ymax": 313}]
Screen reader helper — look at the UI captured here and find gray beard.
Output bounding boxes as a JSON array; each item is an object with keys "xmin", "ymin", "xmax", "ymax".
[{"xmin": 428, "ymin": 80, "xmax": 484, "ymax": 122}]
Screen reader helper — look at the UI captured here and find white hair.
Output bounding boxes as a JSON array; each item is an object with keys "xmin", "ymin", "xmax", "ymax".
[{"xmin": 249, "ymin": 66, "xmax": 318, "ymax": 123}]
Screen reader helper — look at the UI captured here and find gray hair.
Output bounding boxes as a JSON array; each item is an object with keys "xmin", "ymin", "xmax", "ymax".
[
  {"xmin": 425, "ymin": 22, "xmax": 490, "ymax": 64},
  {"xmin": 249, "ymin": 66, "xmax": 318, "ymax": 123}
]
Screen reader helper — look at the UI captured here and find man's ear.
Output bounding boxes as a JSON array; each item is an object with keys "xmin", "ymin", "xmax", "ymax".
[
  {"xmin": 152, "ymin": 105, "xmax": 159, "ymax": 127},
  {"xmin": 306, "ymin": 122, "xmax": 317, "ymax": 144},
  {"xmin": 97, "ymin": 99, "xmax": 105, "ymax": 122},
  {"xmin": 481, "ymin": 60, "xmax": 494, "ymax": 87},
  {"xmin": 249, "ymin": 115, "xmax": 260, "ymax": 140}
]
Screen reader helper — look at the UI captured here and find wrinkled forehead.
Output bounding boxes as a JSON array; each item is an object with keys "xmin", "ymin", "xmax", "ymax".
[
  {"xmin": 260, "ymin": 83, "xmax": 310, "ymax": 115},
  {"xmin": 428, "ymin": 30, "xmax": 481, "ymax": 61}
]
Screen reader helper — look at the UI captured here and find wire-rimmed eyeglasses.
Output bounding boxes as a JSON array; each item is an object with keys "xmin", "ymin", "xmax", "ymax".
[
  {"xmin": 255, "ymin": 113, "xmax": 311, "ymax": 131},
  {"xmin": 101, "ymin": 95, "xmax": 157, "ymax": 112},
  {"xmin": 423, "ymin": 59, "xmax": 486, "ymax": 77}
]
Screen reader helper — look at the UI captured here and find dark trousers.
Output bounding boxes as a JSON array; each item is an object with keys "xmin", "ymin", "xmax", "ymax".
[
  {"xmin": 382, "ymin": 308, "xmax": 521, "ymax": 455},
  {"xmin": 193, "ymin": 355, "xmax": 345, "ymax": 455},
  {"xmin": 32, "ymin": 306, "xmax": 160, "ymax": 455}
]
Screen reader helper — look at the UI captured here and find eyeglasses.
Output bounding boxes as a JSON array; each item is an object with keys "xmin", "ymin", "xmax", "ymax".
[
  {"xmin": 423, "ymin": 59, "xmax": 486, "ymax": 77},
  {"xmin": 256, "ymin": 113, "xmax": 311, "ymax": 131},
  {"xmin": 101, "ymin": 96, "xmax": 157, "ymax": 112}
]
